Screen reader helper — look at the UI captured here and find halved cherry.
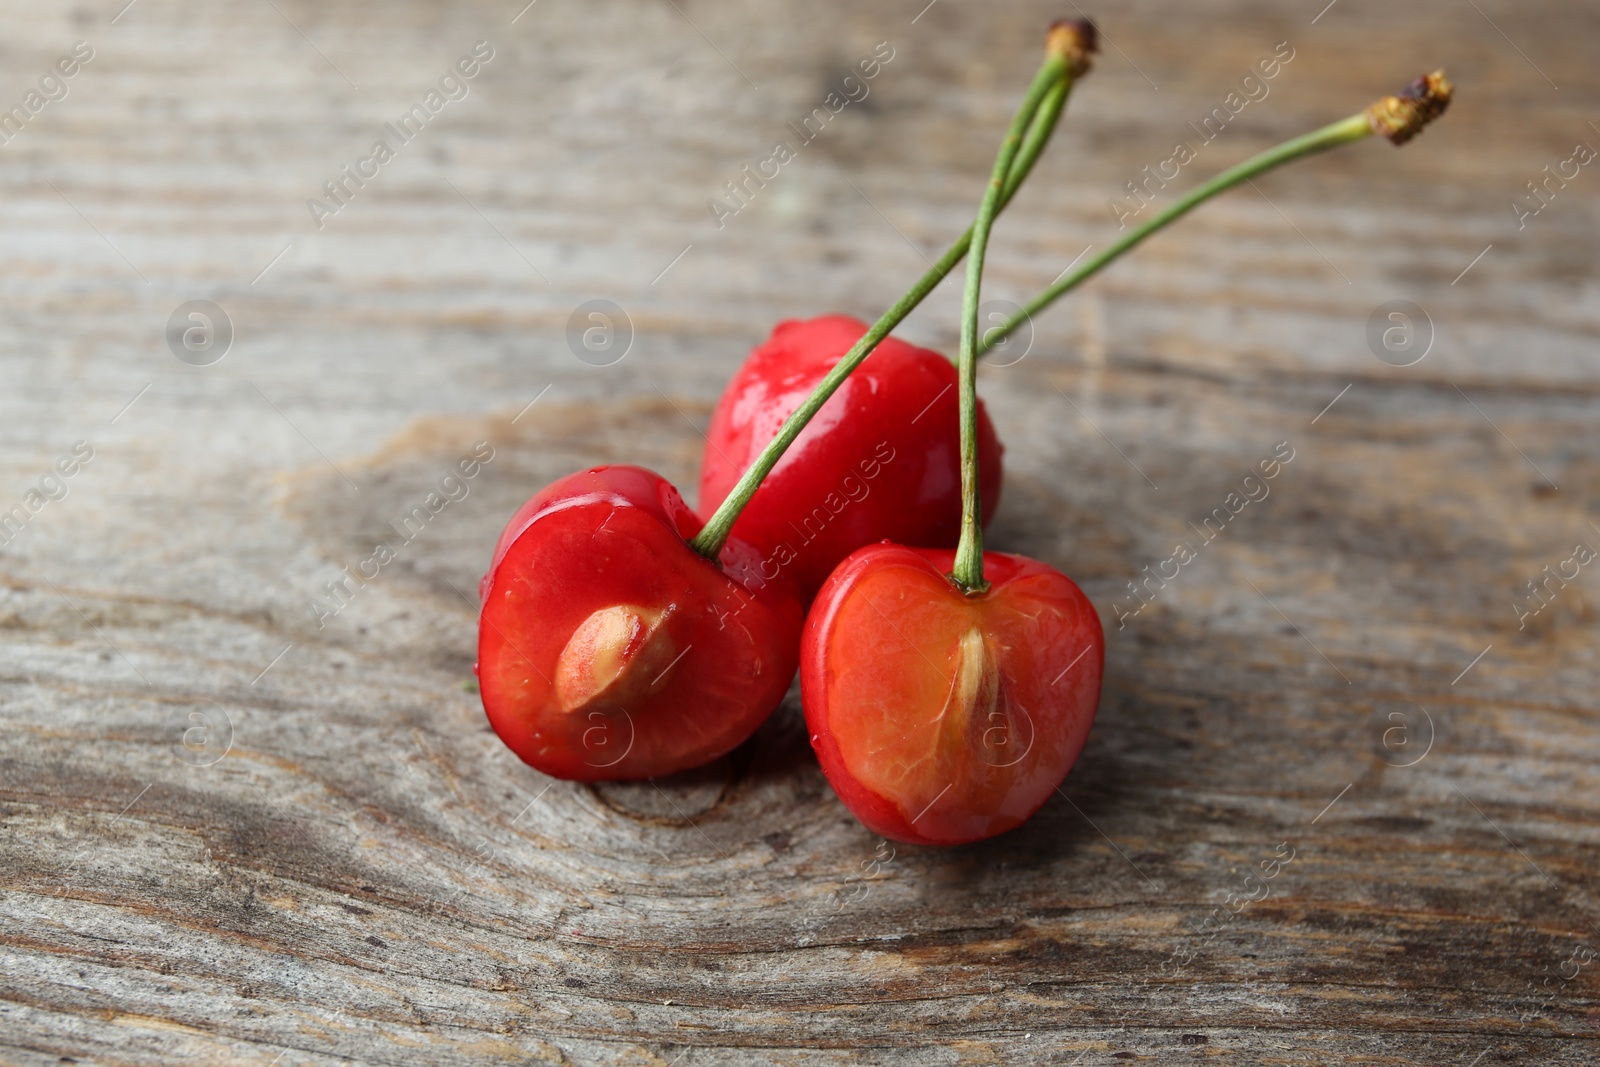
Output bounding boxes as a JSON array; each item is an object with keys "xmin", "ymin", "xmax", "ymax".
[
  {"xmin": 698, "ymin": 315, "xmax": 1004, "ymax": 600},
  {"xmin": 802, "ymin": 544, "xmax": 1104, "ymax": 845},
  {"xmin": 478, "ymin": 465, "xmax": 803, "ymax": 781}
]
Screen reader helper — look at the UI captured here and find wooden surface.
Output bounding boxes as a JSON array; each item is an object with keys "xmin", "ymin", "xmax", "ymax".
[{"xmin": 2, "ymin": 1, "xmax": 1597, "ymax": 1063}]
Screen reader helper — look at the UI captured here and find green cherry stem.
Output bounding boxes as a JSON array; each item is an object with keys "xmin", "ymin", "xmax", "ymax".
[
  {"xmin": 949, "ymin": 36, "xmax": 1090, "ymax": 591},
  {"xmin": 976, "ymin": 70, "xmax": 1453, "ymax": 355},
  {"xmin": 691, "ymin": 22, "xmax": 1099, "ymax": 562}
]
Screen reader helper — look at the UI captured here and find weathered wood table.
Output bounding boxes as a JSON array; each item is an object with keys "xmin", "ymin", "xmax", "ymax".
[{"xmin": 2, "ymin": 1, "xmax": 1595, "ymax": 1063}]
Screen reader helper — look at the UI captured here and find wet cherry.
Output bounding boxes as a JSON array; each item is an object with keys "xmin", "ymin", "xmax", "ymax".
[
  {"xmin": 802, "ymin": 544, "xmax": 1104, "ymax": 845},
  {"xmin": 698, "ymin": 315, "xmax": 1004, "ymax": 600},
  {"xmin": 477, "ymin": 465, "xmax": 803, "ymax": 781}
]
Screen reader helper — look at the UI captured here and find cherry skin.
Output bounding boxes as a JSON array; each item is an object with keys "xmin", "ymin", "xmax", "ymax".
[
  {"xmin": 698, "ymin": 315, "xmax": 1005, "ymax": 600},
  {"xmin": 802, "ymin": 543, "xmax": 1104, "ymax": 845},
  {"xmin": 477, "ymin": 465, "xmax": 804, "ymax": 781}
]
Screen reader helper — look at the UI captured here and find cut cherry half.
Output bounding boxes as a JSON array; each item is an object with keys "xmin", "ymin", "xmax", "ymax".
[
  {"xmin": 802, "ymin": 544, "xmax": 1103, "ymax": 845},
  {"xmin": 478, "ymin": 465, "xmax": 803, "ymax": 781}
]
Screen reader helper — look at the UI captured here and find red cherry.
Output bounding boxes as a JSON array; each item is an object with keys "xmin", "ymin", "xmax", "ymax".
[
  {"xmin": 699, "ymin": 315, "xmax": 1005, "ymax": 600},
  {"xmin": 478, "ymin": 465, "xmax": 803, "ymax": 781},
  {"xmin": 801, "ymin": 543, "xmax": 1104, "ymax": 845}
]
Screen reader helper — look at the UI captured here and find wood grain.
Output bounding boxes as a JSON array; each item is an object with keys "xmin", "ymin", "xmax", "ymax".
[{"xmin": 1, "ymin": 0, "xmax": 1597, "ymax": 1064}]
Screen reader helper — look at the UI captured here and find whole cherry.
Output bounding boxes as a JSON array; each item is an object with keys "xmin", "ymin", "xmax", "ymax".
[
  {"xmin": 689, "ymin": 23, "xmax": 1100, "ymax": 608},
  {"xmin": 698, "ymin": 314, "xmax": 1004, "ymax": 600},
  {"xmin": 477, "ymin": 465, "xmax": 802, "ymax": 781}
]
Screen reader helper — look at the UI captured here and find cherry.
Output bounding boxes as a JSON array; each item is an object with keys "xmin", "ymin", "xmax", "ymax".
[
  {"xmin": 798, "ymin": 31, "xmax": 1106, "ymax": 847},
  {"xmin": 802, "ymin": 545, "xmax": 1103, "ymax": 845},
  {"xmin": 698, "ymin": 314, "xmax": 1004, "ymax": 600},
  {"xmin": 689, "ymin": 24, "xmax": 1099, "ymax": 603},
  {"xmin": 477, "ymin": 465, "xmax": 803, "ymax": 781}
]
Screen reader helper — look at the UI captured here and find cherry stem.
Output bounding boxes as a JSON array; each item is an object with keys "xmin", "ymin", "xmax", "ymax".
[
  {"xmin": 691, "ymin": 40, "xmax": 1084, "ymax": 563},
  {"xmin": 976, "ymin": 67, "xmax": 1458, "ymax": 353},
  {"xmin": 951, "ymin": 66, "xmax": 1068, "ymax": 592},
  {"xmin": 974, "ymin": 114, "xmax": 1370, "ymax": 353}
]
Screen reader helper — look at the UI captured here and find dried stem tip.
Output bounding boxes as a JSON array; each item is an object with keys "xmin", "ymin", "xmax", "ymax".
[
  {"xmin": 1366, "ymin": 70, "xmax": 1453, "ymax": 145},
  {"xmin": 1047, "ymin": 18, "xmax": 1098, "ymax": 79}
]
